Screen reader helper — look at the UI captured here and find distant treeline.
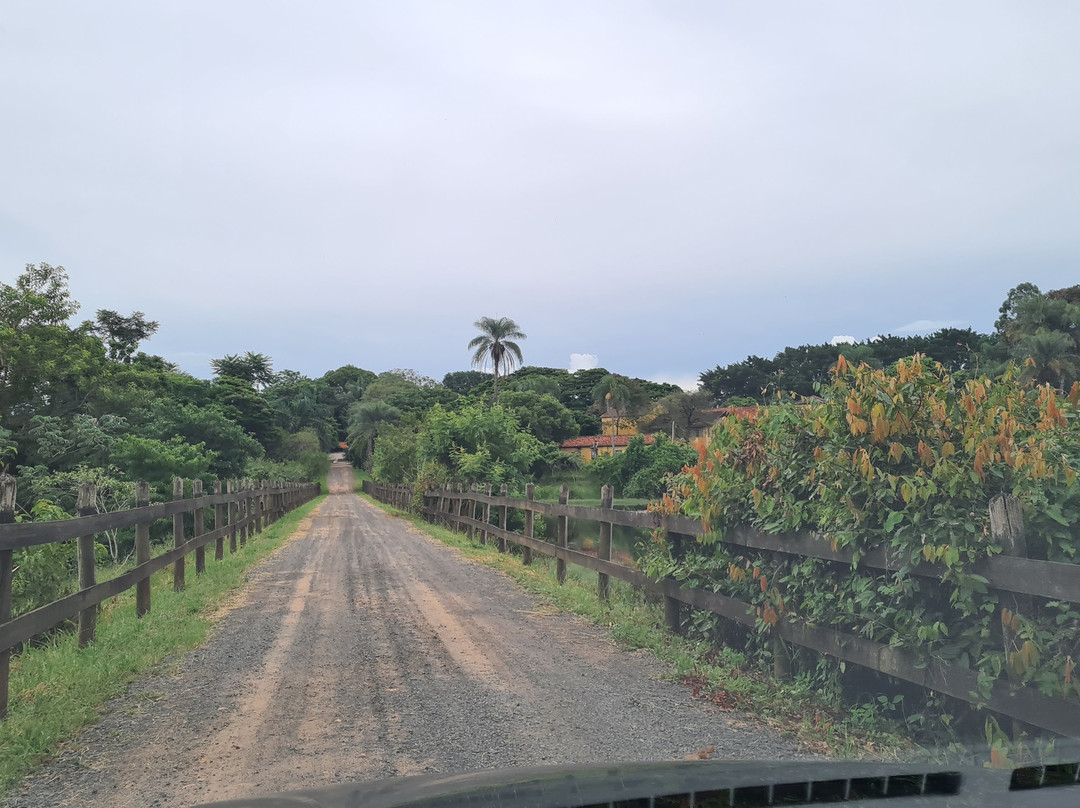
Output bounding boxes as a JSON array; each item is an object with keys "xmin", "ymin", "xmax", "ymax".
[{"xmin": 698, "ymin": 282, "xmax": 1080, "ymax": 403}]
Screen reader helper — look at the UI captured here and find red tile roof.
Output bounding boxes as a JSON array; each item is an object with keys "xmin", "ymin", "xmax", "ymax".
[{"xmin": 559, "ymin": 434, "xmax": 655, "ymax": 449}]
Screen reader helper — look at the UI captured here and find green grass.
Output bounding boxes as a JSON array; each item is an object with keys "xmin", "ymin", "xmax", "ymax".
[
  {"xmin": 352, "ymin": 466, "xmax": 370, "ymax": 491},
  {"xmin": 0, "ymin": 494, "xmax": 326, "ymax": 798},
  {"xmin": 534, "ymin": 470, "xmax": 601, "ymax": 501},
  {"xmin": 361, "ymin": 494, "xmax": 914, "ymax": 761}
]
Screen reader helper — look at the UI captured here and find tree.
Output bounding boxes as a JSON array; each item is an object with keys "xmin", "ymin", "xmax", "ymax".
[
  {"xmin": 1018, "ymin": 329, "xmax": 1080, "ymax": 390},
  {"xmin": 346, "ymin": 400, "xmax": 402, "ymax": 461},
  {"xmin": 206, "ymin": 376, "xmax": 279, "ymax": 450},
  {"xmin": 507, "ymin": 375, "xmax": 561, "ymax": 396},
  {"xmin": 497, "ymin": 391, "xmax": 579, "ymax": 443},
  {"xmin": 371, "ymin": 423, "xmax": 420, "ymax": 483},
  {"xmin": 699, "ymin": 355, "xmax": 779, "ymax": 403},
  {"xmin": 210, "ymin": 351, "xmax": 275, "ymax": 390},
  {"xmin": 419, "ymin": 402, "xmax": 550, "ymax": 486},
  {"xmin": 638, "ymin": 390, "xmax": 715, "ymax": 440},
  {"xmin": 135, "ymin": 399, "xmax": 263, "ymax": 478},
  {"xmin": 264, "ymin": 375, "xmax": 337, "ymax": 448},
  {"xmin": 0, "ymin": 263, "xmax": 79, "ymax": 330},
  {"xmin": 276, "ymin": 428, "xmax": 331, "ymax": 481},
  {"xmin": 92, "ymin": 309, "xmax": 159, "ymax": 363},
  {"xmin": 995, "ymin": 286, "xmax": 1080, "ymax": 390},
  {"xmin": 19, "ymin": 465, "xmax": 137, "ymax": 561},
  {"xmin": 110, "ymin": 435, "xmax": 215, "ymax": 497},
  {"xmin": 442, "ymin": 370, "xmax": 490, "ymax": 395},
  {"xmin": 468, "ymin": 317, "xmax": 525, "ymax": 403},
  {"xmin": 25, "ymin": 413, "xmax": 128, "ymax": 470},
  {"xmin": 0, "ymin": 264, "xmax": 108, "ymax": 453},
  {"xmin": 317, "ymin": 364, "xmax": 377, "ymax": 440},
  {"xmin": 995, "ymin": 282, "xmax": 1042, "ymax": 337},
  {"xmin": 591, "ymin": 374, "xmax": 641, "ymax": 453},
  {"xmin": 360, "ymin": 370, "xmax": 458, "ymax": 415}
]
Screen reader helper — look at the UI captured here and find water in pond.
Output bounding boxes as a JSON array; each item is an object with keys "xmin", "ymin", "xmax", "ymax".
[{"xmin": 565, "ymin": 515, "xmax": 652, "ymax": 567}]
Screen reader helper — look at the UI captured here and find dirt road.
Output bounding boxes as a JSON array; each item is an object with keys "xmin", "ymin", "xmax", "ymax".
[{"xmin": 5, "ymin": 467, "xmax": 805, "ymax": 807}]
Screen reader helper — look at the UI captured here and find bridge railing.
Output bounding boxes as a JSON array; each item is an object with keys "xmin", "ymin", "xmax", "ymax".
[
  {"xmin": 363, "ymin": 478, "xmax": 1080, "ymax": 740},
  {"xmin": 0, "ymin": 474, "xmax": 320, "ymax": 719}
]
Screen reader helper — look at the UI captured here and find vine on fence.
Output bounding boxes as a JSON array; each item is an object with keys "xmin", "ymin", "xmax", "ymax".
[{"xmin": 644, "ymin": 356, "xmax": 1080, "ymax": 740}]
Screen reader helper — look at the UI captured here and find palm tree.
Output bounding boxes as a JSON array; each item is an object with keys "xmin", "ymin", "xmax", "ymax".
[
  {"xmin": 209, "ymin": 351, "xmax": 274, "ymax": 390},
  {"xmin": 1018, "ymin": 329, "xmax": 1080, "ymax": 391},
  {"xmin": 592, "ymin": 374, "xmax": 633, "ymax": 453},
  {"xmin": 347, "ymin": 400, "xmax": 402, "ymax": 461},
  {"xmin": 468, "ymin": 317, "xmax": 525, "ymax": 403}
]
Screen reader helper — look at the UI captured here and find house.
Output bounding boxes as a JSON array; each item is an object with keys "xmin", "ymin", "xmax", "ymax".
[
  {"xmin": 600, "ymin": 413, "xmax": 638, "ymax": 437},
  {"xmin": 559, "ymin": 433, "xmax": 655, "ymax": 463}
]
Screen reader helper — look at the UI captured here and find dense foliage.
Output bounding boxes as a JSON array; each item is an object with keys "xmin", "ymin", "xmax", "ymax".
[
  {"xmin": 1, "ymin": 263, "xmax": 368, "ymax": 612},
  {"xmin": 645, "ymin": 355, "xmax": 1080, "ymax": 741},
  {"xmin": 698, "ymin": 328, "xmax": 987, "ymax": 404},
  {"xmin": 466, "ymin": 366, "xmax": 678, "ymax": 432},
  {"xmin": 699, "ymin": 284, "xmax": 1080, "ymax": 408},
  {"xmin": 588, "ymin": 435, "xmax": 697, "ymax": 499}
]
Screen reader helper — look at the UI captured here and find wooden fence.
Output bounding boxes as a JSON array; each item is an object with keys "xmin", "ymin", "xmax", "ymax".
[
  {"xmin": 0, "ymin": 474, "xmax": 320, "ymax": 719},
  {"xmin": 364, "ymin": 479, "xmax": 1080, "ymax": 740}
]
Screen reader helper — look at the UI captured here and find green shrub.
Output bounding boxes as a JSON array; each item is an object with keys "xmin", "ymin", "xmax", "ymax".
[{"xmin": 645, "ymin": 356, "xmax": 1080, "ymax": 742}]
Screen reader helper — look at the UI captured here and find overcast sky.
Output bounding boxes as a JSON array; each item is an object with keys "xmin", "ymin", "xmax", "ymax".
[{"xmin": 3, "ymin": 3, "xmax": 1078, "ymax": 390}]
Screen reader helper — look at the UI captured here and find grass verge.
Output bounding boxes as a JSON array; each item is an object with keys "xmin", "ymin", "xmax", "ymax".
[
  {"xmin": 0, "ymin": 493, "xmax": 326, "ymax": 798},
  {"xmin": 361, "ymin": 494, "xmax": 914, "ymax": 761}
]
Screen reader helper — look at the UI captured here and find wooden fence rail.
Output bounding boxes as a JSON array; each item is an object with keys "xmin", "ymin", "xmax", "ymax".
[
  {"xmin": 363, "ymin": 479, "xmax": 1080, "ymax": 740},
  {"xmin": 0, "ymin": 474, "xmax": 320, "ymax": 719}
]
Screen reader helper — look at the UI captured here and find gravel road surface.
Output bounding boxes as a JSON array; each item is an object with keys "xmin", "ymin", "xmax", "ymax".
[{"xmin": 4, "ymin": 464, "xmax": 805, "ymax": 807}]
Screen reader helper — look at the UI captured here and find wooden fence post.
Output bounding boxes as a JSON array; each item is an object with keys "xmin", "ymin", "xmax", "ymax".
[
  {"xmin": 468, "ymin": 484, "xmax": 478, "ymax": 540},
  {"xmin": 598, "ymin": 484, "xmax": 613, "ymax": 602},
  {"xmin": 193, "ymin": 479, "xmax": 205, "ymax": 575},
  {"xmin": 663, "ymin": 528, "xmax": 684, "ymax": 635},
  {"xmin": 556, "ymin": 483, "xmax": 569, "ymax": 585},
  {"xmin": 0, "ymin": 475, "xmax": 15, "ymax": 719},
  {"xmin": 77, "ymin": 482, "xmax": 98, "ymax": 647},
  {"xmin": 770, "ymin": 548, "xmax": 792, "ymax": 681},
  {"xmin": 457, "ymin": 483, "xmax": 467, "ymax": 532},
  {"xmin": 245, "ymin": 479, "xmax": 253, "ymax": 544},
  {"xmin": 266, "ymin": 481, "xmax": 275, "ymax": 524},
  {"xmin": 173, "ymin": 477, "xmax": 186, "ymax": 591},
  {"xmin": 523, "ymin": 483, "xmax": 534, "ymax": 566},
  {"xmin": 214, "ymin": 480, "xmax": 225, "ymax": 561},
  {"xmin": 990, "ymin": 492, "xmax": 1033, "ymax": 741},
  {"xmin": 229, "ymin": 480, "xmax": 240, "ymax": 551},
  {"xmin": 257, "ymin": 480, "xmax": 267, "ymax": 535},
  {"xmin": 135, "ymin": 481, "xmax": 151, "ymax": 617},
  {"xmin": 481, "ymin": 484, "xmax": 492, "ymax": 545},
  {"xmin": 239, "ymin": 480, "xmax": 248, "ymax": 544},
  {"xmin": 498, "ymin": 484, "xmax": 508, "ymax": 553}
]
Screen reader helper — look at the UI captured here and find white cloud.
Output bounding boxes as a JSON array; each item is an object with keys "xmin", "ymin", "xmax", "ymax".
[
  {"xmin": 829, "ymin": 335, "xmax": 857, "ymax": 346},
  {"xmin": 892, "ymin": 319, "xmax": 965, "ymax": 334},
  {"xmin": 569, "ymin": 353, "xmax": 598, "ymax": 372}
]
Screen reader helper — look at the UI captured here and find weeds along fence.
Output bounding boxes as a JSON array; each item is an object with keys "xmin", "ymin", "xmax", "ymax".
[
  {"xmin": 0, "ymin": 474, "xmax": 320, "ymax": 719},
  {"xmin": 364, "ymin": 479, "xmax": 1080, "ymax": 740}
]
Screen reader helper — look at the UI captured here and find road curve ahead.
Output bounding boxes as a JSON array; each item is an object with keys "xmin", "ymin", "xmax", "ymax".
[{"xmin": 5, "ymin": 483, "xmax": 805, "ymax": 808}]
